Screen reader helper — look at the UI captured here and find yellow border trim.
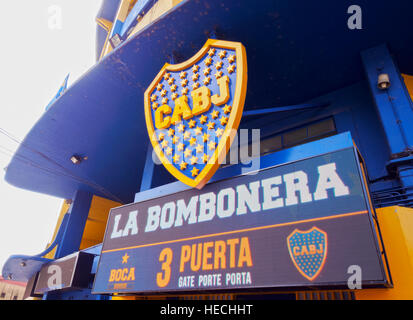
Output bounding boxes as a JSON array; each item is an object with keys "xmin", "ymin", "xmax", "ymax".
[
  {"xmin": 144, "ymin": 39, "xmax": 248, "ymax": 189},
  {"xmin": 102, "ymin": 210, "xmax": 366, "ymax": 254}
]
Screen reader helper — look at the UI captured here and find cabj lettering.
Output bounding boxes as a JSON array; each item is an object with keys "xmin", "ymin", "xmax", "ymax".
[
  {"xmin": 293, "ymin": 244, "xmax": 324, "ymax": 256},
  {"xmin": 154, "ymin": 76, "xmax": 230, "ymax": 129}
]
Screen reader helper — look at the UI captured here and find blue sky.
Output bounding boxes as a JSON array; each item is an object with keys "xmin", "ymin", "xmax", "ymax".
[{"xmin": 0, "ymin": 0, "xmax": 102, "ymax": 268}]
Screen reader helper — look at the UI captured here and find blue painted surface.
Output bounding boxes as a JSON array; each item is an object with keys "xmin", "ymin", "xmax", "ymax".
[
  {"xmin": 6, "ymin": 0, "xmax": 413, "ymax": 204},
  {"xmin": 95, "ymin": 0, "xmax": 121, "ymax": 60},
  {"xmin": 1, "ymin": 256, "xmax": 51, "ymax": 283},
  {"xmin": 361, "ymin": 45, "xmax": 413, "ymax": 154},
  {"xmin": 135, "ymin": 131, "xmax": 354, "ymax": 203},
  {"xmin": 140, "ymin": 144, "xmax": 155, "ymax": 192},
  {"xmin": 243, "ymin": 102, "xmax": 330, "ymax": 117},
  {"xmin": 55, "ymin": 190, "xmax": 93, "ymax": 258},
  {"xmin": 361, "ymin": 44, "xmax": 413, "ymax": 192}
]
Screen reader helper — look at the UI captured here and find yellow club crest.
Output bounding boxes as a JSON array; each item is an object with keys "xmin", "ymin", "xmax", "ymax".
[{"xmin": 144, "ymin": 39, "xmax": 247, "ymax": 189}]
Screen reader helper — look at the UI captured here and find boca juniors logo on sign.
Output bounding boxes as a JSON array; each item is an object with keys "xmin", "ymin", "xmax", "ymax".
[
  {"xmin": 144, "ymin": 39, "xmax": 247, "ymax": 189},
  {"xmin": 287, "ymin": 227, "xmax": 328, "ymax": 281}
]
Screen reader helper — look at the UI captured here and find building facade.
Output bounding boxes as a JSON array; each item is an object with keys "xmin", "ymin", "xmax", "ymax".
[{"xmin": 0, "ymin": 277, "xmax": 26, "ymax": 300}]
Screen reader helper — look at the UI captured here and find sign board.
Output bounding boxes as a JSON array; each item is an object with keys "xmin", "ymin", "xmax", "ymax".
[
  {"xmin": 93, "ymin": 146, "xmax": 387, "ymax": 294},
  {"xmin": 34, "ymin": 252, "xmax": 94, "ymax": 295},
  {"xmin": 144, "ymin": 39, "xmax": 247, "ymax": 189}
]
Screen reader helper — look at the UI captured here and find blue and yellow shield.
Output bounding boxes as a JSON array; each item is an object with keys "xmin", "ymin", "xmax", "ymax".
[
  {"xmin": 144, "ymin": 39, "xmax": 247, "ymax": 189},
  {"xmin": 287, "ymin": 227, "xmax": 328, "ymax": 281}
]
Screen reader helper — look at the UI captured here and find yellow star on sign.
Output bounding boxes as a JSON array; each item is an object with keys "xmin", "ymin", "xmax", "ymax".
[
  {"xmin": 191, "ymin": 167, "xmax": 200, "ymax": 177},
  {"xmin": 218, "ymin": 50, "xmax": 227, "ymax": 59},
  {"xmin": 184, "ymin": 148, "xmax": 193, "ymax": 158},
  {"xmin": 152, "ymin": 102, "xmax": 159, "ymax": 110},
  {"xmin": 215, "ymin": 61, "xmax": 223, "ymax": 70},
  {"xmin": 172, "ymin": 135, "xmax": 180, "ymax": 144},
  {"xmin": 173, "ymin": 154, "xmax": 180, "ymax": 163},
  {"xmin": 223, "ymin": 104, "xmax": 232, "ymax": 114},
  {"xmin": 190, "ymin": 156, "xmax": 198, "ymax": 165},
  {"xmin": 158, "ymin": 132, "xmax": 165, "ymax": 141},
  {"xmin": 203, "ymin": 67, "xmax": 211, "ymax": 76},
  {"xmin": 192, "ymin": 65, "xmax": 200, "ymax": 73},
  {"xmin": 181, "ymin": 79, "xmax": 188, "ymax": 87},
  {"xmin": 228, "ymin": 55, "xmax": 236, "ymax": 64},
  {"xmin": 161, "ymin": 139, "xmax": 168, "ymax": 148},
  {"xmin": 151, "ymin": 94, "xmax": 157, "ymax": 102},
  {"xmin": 220, "ymin": 116, "xmax": 229, "ymax": 126},
  {"xmin": 164, "ymin": 72, "xmax": 171, "ymax": 80},
  {"xmin": 227, "ymin": 65, "xmax": 236, "ymax": 74},
  {"xmin": 171, "ymin": 93, "xmax": 178, "ymax": 100},
  {"xmin": 195, "ymin": 144, "xmax": 204, "ymax": 153},
  {"xmin": 203, "ymin": 77, "xmax": 211, "ymax": 85},
  {"xmin": 208, "ymin": 141, "xmax": 216, "ymax": 150},
  {"xmin": 168, "ymin": 77, "xmax": 175, "ymax": 85},
  {"xmin": 180, "ymin": 161, "xmax": 188, "ymax": 170},
  {"xmin": 207, "ymin": 121, "xmax": 216, "ymax": 130},
  {"xmin": 166, "ymin": 147, "xmax": 173, "ymax": 156},
  {"xmin": 170, "ymin": 84, "xmax": 177, "ymax": 92},
  {"xmin": 177, "ymin": 143, "xmax": 185, "ymax": 151},
  {"xmin": 211, "ymin": 110, "xmax": 220, "ymax": 119},
  {"xmin": 202, "ymin": 153, "xmax": 209, "ymax": 163},
  {"xmin": 168, "ymin": 128, "xmax": 175, "ymax": 136},
  {"xmin": 183, "ymin": 131, "xmax": 191, "ymax": 140},
  {"xmin": 181, "ymin": 87, "xmax": 189, "ymax": 95},
  {"xmin": 192, "ymin": 73, "xmax": 199, "ymax": 81},
  {"xmin": 202, "ymin": 133, "xmax": 210, "ymax": 142},
  {"xmin": 215, "ymin": 128, "xmax": 224, "ymax": 137},
  {"xmin": 122, "ymin": 253, "xmax": 129, "ymax": 264},
  {"xmin": 199, "ymin": 115, "xmax": 208, "ymax": 124},
  {"xmin": 161, "ymin": 97, "xmax": 168, "ymax": 104},
  {"xmin": 205, "ymin": 57, "xmax": 213, "ymax": 66},
  {"xmin": 178, "ymin": 124, "xmax": 185, "ymax": 133},
  {"xmin": 160, "ymin": 89, "xmax": 167, "ymax": 97},
  {"xmin": 156, "ymin": 83, "xmax": 163, "ymax": 91},
  {"xmin": 194, "ymin": 126, "xmax": 203, "ymax": 135},
  {"xmin": 214, "ymin": 70, "xmax": 223, "ymax": 79},
  {"xmin": 192, "ymin": 82, "xmax": 200, "ymax": 90},
  {"xmin": 189, "ymin": 137, "xmax": 197, "ymax": 146},
  {"xmin": 208, "ymin": 48, "xmax": 216, "ymax": 56},
  {"xmin": 188, "ymin": 120, "xmax": 196, "ymax": 128},
  {"xmin": 180, "ymin": 71, "xmax": 187, "ymax": 79}
]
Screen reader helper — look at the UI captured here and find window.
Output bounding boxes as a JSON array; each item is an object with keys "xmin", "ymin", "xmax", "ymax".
[
  {"xmin": 222, "ymin": 118, "xmax": 337, "ymax": 167},
  {"xmin": 260, "ymin": 118, "xmax": 336, "ymax": 156}
]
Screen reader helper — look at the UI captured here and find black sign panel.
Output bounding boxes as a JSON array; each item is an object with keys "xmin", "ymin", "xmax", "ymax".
[
  {"xmin": 93, "ymin": 147, "xmax": 387, "ymax": 294},
  {"xmin": 34, "ymin": 252, "xmax": 94, "ymax": 294}
]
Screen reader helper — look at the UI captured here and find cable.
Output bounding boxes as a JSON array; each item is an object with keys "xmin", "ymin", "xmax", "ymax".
[{"xmin": 0, "ymin": 127, "xmax": 124, "ymax": 203}]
